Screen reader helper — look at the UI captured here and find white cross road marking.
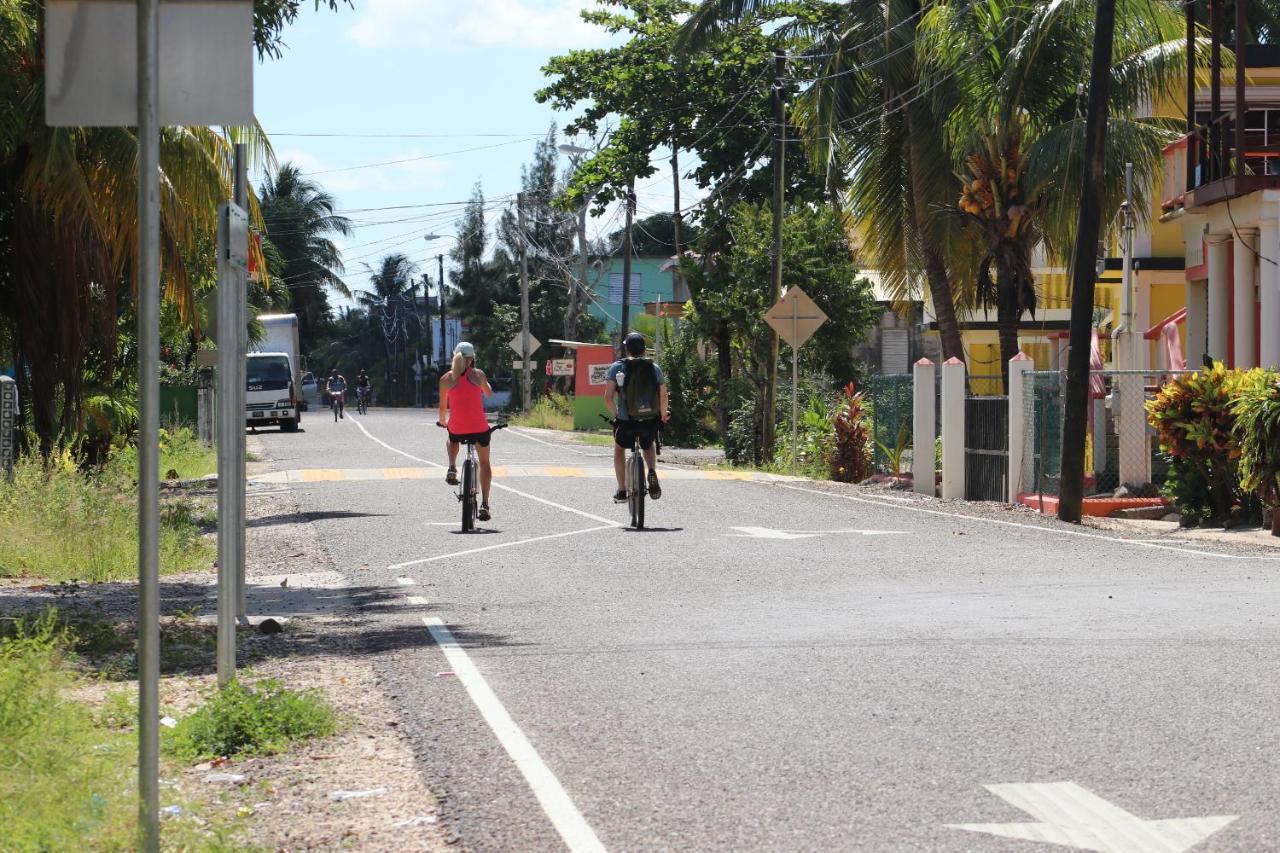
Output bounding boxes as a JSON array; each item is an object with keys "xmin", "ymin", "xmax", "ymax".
[
  {"xmin": 395, "ymin": 576, "xmax": 416, "ymax": 587},
  {"xmin": 726, "ymin": 526, "xmax": 902, "ymax": 540},
  {"xmin": 405, "ymin": 595, "xmax": 429, "ymax": 606},
  {"xmin": 946, "ymin": 782, "xmax": 1238, "ymax": 852}
]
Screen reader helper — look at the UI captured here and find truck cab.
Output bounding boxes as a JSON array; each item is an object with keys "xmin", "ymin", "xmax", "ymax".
[{"xmin": 246, "ymin": 352, "xmax": 299, "ymax": 432}]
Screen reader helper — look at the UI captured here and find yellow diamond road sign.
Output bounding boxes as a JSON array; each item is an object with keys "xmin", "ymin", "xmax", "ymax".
[{"xmin": 765, "ymin": 287, "xmax": 828, "ymax": 348}]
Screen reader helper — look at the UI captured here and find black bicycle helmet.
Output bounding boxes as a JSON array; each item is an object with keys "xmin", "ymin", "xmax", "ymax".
[{"xmin": 623, "ymin": 331, "xmax": 646, "ymax": 357}]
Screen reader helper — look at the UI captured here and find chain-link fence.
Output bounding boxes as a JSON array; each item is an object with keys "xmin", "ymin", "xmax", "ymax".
[
  {"xmin": 1019, "ymin": 369, "xmax": 1189, "ymax": 504},
  {"xmin": 866, "ymin": 373, "xmax": 913, "ymax": 473}
]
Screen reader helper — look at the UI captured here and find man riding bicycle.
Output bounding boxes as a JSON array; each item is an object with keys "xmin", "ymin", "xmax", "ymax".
[
  {"xmin": 325, "ymin": 368, "xmax": 348, "ymax": 418},
  {"xmin": 605, "ymin": 332, "xmax": 669, "ymax": 502},
  {"xmin": 355, "ymin": 369, "xmax": 371, "ymax": 409},
  {"xmin": 438, "ymin": 341, "xmax": 496, "ymax": 521}
]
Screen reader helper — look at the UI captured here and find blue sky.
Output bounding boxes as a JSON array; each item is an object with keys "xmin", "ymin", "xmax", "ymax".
[{"xmin": 253, "ymin": 1, "xmax": 702, "ymax": 300}]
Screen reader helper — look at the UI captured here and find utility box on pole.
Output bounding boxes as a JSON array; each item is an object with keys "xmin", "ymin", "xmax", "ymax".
[{"xmin": 0, "ymin": 376, "xmax": 16, "ymax": 481}]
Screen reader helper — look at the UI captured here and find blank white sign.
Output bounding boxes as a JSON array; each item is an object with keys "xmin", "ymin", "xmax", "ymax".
[{"xmin": 45, "ymin": 0, "xmax": 254, "ymax": 127}]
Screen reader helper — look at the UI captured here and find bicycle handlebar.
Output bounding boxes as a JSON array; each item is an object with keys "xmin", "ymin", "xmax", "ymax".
[{"xmin": 437, "ymin": 421, "xmax": 509, "ymax": 433}]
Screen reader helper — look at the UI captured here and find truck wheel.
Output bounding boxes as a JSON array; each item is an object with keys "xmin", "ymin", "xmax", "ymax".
[{"xmin": 282, "ymin": 416, "xmax": 299, "ymax": 433}]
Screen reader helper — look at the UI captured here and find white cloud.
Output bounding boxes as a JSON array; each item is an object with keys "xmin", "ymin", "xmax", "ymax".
[{"xmin": 347, "ymin": 0, "xmax": 608, "ymax": 50}]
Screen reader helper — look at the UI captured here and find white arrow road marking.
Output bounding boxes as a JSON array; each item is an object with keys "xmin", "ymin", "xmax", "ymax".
[
  {"xmin": 726, "ymin": 526, "xmax": 902, "ymax": 540},
  {"xmin": 946, "ymin": 782, "xmax": 1238, "ymax": 852}
]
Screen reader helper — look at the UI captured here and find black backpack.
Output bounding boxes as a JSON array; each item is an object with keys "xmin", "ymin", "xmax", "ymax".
[{"xmin": 622, "ymin": 358, "xmax": 660, "ymax": 420}]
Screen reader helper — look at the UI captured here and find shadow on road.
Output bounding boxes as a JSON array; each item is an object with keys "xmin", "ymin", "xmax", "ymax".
[
  {"xmin": 248, "ymin": 510, "xmax": 390, "ymax": 528},
  {"xmin": 0, "ymin": 578, "xmax": 531, "ymax": 681},
  {"xmin": 620, "ymin": 527, "xmax": 684, "ymax": 533}
]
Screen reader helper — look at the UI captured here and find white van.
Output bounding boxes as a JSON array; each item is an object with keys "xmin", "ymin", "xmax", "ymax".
[{"xmin": 246, "ymin": 352, "xmax": 299, "ymax": 432}]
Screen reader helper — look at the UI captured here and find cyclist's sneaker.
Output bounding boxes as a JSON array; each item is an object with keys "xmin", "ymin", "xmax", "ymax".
[
  {"xmin": 648, "ymin": 472, "xmax": 662, "ymax": 499},
  {"xmin": 446, "ymin": 467, "xmax": 459, "ymax": 485},
  {"xmin": 612, "ymin": 488, "xmax": 627, "ymax": 502},
  {"xmin": 478, "ymin": 504, "xmax": 491, "ymax": 522}
]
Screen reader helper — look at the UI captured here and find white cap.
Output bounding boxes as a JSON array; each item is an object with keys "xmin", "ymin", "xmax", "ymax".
[{"xmin": 454, "ymin": 341, "xmax": 476, "ymax": 358}]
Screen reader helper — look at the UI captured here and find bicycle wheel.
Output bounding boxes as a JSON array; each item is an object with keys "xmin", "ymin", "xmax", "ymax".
[
  {"xmin": 332, "ymin": 400, "xmax": 338, "ymax": 422},
  {"xmin": 630, "ymin": 452, "xmax": 645, "ymax": 529},
  {"xmin": 461, "ymin": 459, "xmax": 476, "ymax": 532}
]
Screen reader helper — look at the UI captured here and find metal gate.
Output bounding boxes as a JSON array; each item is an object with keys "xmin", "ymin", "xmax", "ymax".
[{"xmin": 965, "ymin": 396, "xmax": 1009, "ymax": 501}]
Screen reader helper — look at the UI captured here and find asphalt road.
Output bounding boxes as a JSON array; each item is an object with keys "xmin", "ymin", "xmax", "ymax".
[{"xmin": 251, "ymin": 406, "xmax": 1280, "ymax": 852}]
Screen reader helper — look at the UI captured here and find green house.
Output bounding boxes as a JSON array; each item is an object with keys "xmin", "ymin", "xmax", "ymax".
[{"xmin": 587, "ymin": 255, "xmax": 686, "ymax": 334}]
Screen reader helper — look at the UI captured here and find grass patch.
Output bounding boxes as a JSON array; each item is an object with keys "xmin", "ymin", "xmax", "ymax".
[
  {"xmin": 113, "ymin": 424, "xmax": 217, "ymax": 481},
  {"xmin": 510, "ymin": 394, "xmax": 574, "ymax": 431},
  {"xmin": 0, "ymin": 442, "xmax": 212, "ymax": 582},
  {"xmin": 575, "ymin": 432, "xmax": 614, "ymax": 447},
  {"xmin": 0, "ymin": 612, "xmax": 136, "ymax": 849},
  {"xmin": 165, "ymin": 678, "xmax": 336, "ymax": 761}
]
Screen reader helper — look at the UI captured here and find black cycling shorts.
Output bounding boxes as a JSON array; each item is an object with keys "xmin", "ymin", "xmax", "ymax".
[
  {"xmin": 613, "ymin": 418, "xmax": 660, "ymax": 450},
  {"xmin": 448, "ymin": 430, "xmax": 492, "ymax": 447}
]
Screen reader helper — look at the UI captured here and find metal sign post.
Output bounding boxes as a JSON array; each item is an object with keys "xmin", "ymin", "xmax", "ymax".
[
  {"xmin": 216, "ymin": 195, "xmax": 248, "ymax": 688},
  {"xmin": 765, "ymin": 287, "xmax": 828, "ymax": 474},
  {"xmin": 44, "ymin": 3, "xmax": 254, "ymax": 848}
]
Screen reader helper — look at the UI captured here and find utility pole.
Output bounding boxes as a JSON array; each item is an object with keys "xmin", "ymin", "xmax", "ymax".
[
  {"xmin": 620, "ymin": 181, "xmax": 635, "ymax": 342},
  {"xmin": 136, "ymin": 2, "xmax": 160, "ymax": 848},
  {"xmin": 1058, "ymin": 0, "xmax": 1117, "ymax": 524},
  {"xmin": 1115, "ymin": 162, "xmax": 1136, "ymax": 369},
  {"xmin": 421, "ymin": 274, "xmax": 432, "ymax": 403},
  {"xmin": 437, "ymin": 254, "xmax": 447, "ymax": 367},
  {"xmin": 763, "ymin": 49, "xmax": 787, "ymax": 459},
  {"xmin": 671, "ymin": 131, "xmax": 683, "ymax": 299},
  {"xmin": 518, "ymin": 192, "xmax": 532, "ymax": 412}
]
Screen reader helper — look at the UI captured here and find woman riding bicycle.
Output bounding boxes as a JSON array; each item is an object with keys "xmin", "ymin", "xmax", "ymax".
[{"xmin": 438, "ymin": 341, "xmax": 495, "ymax": 521}]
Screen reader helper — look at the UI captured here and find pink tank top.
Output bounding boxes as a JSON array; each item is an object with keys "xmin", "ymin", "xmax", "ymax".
[{"xmin": 446, "ymin": 367, "xmax": 488, "ymax": 434}]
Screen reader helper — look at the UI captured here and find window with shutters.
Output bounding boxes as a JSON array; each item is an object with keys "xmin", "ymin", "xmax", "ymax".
[{"xmin": 607, "ymin": 273, "xmax": 643, "ymax": 305}]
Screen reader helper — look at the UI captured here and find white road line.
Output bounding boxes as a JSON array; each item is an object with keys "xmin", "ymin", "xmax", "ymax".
[
  {"xmin": 507, "ymin": 427, "xmax": 602, "ymax": 457},
  {"xmin": 388, "ymin": 525, "xmax": 616, "ymax": 571},
  {"xmin": 423, "ymin": 617, "xmax": 607, "ymax": 853},
  {"xmin": 351, "ymin": 415, "xmax": 619, "ymax": 526},
  {"xmin": 773, "ymin": 483, "xmax": 1280, "ymax": 561},
  {"xmin": 406, "ymin": 595, "xmax": 429, "ymax": 606},
  {"xmin": 395, "ymin": 576, "xmax": 416, "ymax": 587}
]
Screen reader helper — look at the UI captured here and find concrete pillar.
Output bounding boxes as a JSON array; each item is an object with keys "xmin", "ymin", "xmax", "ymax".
[
  {"xmin": 1207, "ymin": 234, "xmax": 1231, "ymax": 364},
  {"xmin": 1261, "ymin": 219, "xmax": 1280, "ymax": 369},
  {"xmin": 1007, "ymin": 353, "xmax": 1034, "ymax": 503},
  {"xmin": 941, "ymin": 357, "xmax": 965, "ymax": 500},
  {"xmin": 1234, "ymin": 227, "xmax": 1259, "ymax": 368},
  {"xmin": 912, "ymin": 358, "xmax": 936, "ymax": 496},
  {"xmin": 1185, "ymin": 279, "xmax": 1208, "ymax": 370},
  {"xmin": 1116, "ymin": 373, "xmax": 1152, "ymax": 488}
]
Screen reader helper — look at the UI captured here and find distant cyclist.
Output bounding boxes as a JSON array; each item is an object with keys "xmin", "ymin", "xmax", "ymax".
[
  {"xmin": 325, "ymin": 368, "xmax": 347, "ymax": 418},
  {"xmin": 438, "ymin": 342, "xmax": 495, "ymax": 521},
  {"xmin": 605, "ymin": 332, "xmax": 669, "ymax": 501},
  {"xmin": 355, "ymin": 369, "xmax": 371, "ymax": 409}
]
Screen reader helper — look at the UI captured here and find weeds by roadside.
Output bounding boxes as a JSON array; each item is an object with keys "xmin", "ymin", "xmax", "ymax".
[
  {"xmin": 0, "ymin": 429, "xmax": 214, "ymax": 582},
  {"xmin": 510, "ymin": 394, "xmax": 574, "ymax": 431},
  {"xmin": 166, "ymin": 678, "xmax": 337, "ymax": 761},
  {"xmin": 0, "ymin": 611, "xmax": 135, "ymax": 849}
]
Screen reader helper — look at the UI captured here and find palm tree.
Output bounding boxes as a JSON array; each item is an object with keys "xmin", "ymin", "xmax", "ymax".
[
  {"xmin": 259, "ymin": 163, "xmax": 353, "ymax": 350},
  {"xmin": 680, "ymin": 0, "xmax": 968, "ymax": 363},
  {"xmin": 917, "ymin": 0, "xmax": 1191, "ymax": 389},
  {"xmin": 0, "ymin": 2, "xmax": 270, "ymax": 450},
  {"xmin": 357, "ymin": 253, "xmax": 419, "ymax": 404}
]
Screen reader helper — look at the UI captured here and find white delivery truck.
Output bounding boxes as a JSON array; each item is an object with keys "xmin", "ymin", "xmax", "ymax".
[{"xmin": 247, "ymin": 314, "xmax": 303, "ymax": 431}]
